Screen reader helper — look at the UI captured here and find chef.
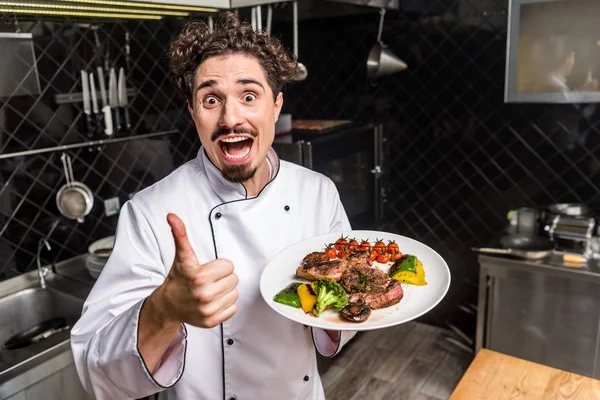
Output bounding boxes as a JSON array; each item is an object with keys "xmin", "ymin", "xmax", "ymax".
[{"xmin": 70, "ymin": 11, "xmax": 356, "ymax": 400}]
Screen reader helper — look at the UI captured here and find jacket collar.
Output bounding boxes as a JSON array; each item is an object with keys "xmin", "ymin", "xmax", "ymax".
[{"xmin": 196, "ymin": 147, "xmax": 281, "ymax": 203}]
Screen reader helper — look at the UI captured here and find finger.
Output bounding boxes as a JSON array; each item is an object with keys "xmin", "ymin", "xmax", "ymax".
[
  {"xmin": 200, "ymin": 288, "xmax": 239, "ymax": 319},
  {"xmin": 203, "ymin": 303, "xmax": 238, "ymax": 329},
  {"xmin": 167, "ymin": 213, "xmax": 199, "ymax": 267},
  {"xmin": 194, "ymin": 273, "xmax": 238, "ymax": 301},
  {"xmin": 193, "ymin": 259, "xmax": 235, "ymax": 285}
]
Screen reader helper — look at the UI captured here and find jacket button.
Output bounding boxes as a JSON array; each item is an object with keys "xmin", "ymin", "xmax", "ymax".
[
  {"xmin": 227, "ymin": 338, "xmax": 234, "ymax": 345},
  {"xmin": 215, "ymin": 212, "xmax": 222, "ymax": 219},
  {"xmin": 284, "ymin": 205, "xmax": 290, "ymax": 211},
  {"xmin": 303, "ymin": 375, "xmax": 309, "ymax": 381}
]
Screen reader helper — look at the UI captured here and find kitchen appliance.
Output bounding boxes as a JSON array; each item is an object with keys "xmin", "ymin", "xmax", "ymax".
[
  {"xmin": 272, "ymin": 121, "xmax": 384, "ymax": 230},
  {"xmin": 540, "ymin": 203, "xmax": 596, "ymax": 257}
]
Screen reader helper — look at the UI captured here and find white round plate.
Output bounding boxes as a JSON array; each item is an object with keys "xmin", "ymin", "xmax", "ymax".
[
  {"xmin": 88, "ymin": 235, "xmax": 115, "ymax": 258},
  {"xmin": 260, "ymin": 230, "xmax": 451, "ymax": 331}
]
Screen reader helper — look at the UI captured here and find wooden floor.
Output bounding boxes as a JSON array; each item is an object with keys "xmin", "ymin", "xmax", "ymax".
[{"xmin": 318, "ymin": 322, "xmax": 474, "ymax": 400}]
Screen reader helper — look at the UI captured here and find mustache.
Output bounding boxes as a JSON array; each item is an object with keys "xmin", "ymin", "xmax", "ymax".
[{"xmin": 212, "ymin": 127, "xmax": 258, "ymax": 142}]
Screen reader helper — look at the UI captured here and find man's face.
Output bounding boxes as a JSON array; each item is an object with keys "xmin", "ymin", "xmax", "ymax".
[{"xmin": 188, "ymin": 53, "xmax": 283, "ymax": 183}]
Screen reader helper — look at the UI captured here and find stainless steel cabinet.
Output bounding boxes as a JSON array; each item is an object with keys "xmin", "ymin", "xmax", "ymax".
[{"xmin": 476, "ymin": 255, "xmax": 600, "ymax": 379}]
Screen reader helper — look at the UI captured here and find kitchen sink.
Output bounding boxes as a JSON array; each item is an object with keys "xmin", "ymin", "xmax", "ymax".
[{"xmin": 0, "ymin": 286, "xmax": 84, "ymax": 379}]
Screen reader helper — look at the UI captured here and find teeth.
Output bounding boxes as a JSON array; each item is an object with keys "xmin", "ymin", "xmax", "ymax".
[
  {"xmin": 221, "ymin": 136, "xmax": 250, "ymax": 143},
  {"xmin": 223, "ymin": 144, "xmax": 251, "ymax": 159}
]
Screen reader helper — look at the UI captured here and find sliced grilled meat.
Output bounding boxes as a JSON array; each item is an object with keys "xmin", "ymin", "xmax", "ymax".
[
  {"xmin": 295, "ymin": 250, "xmax": 372, "ymax": 282},
  {"xmin": 349, "ymin": 280, "xmax": 404, "ymax": 309},
  {"xmin": 296, "ymin": 259, "xmax": 347, "ymax": 281},
  {"xmin": 339, "ymin": 264, "xmax": 389, "ymax": 294},
  {"xmin": 302, "ymin": 251, "xmax": 330, "ymax": 265}
]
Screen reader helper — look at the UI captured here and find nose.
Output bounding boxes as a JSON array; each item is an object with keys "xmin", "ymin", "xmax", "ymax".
[{"xmin": 219, "ymin": 98, "xmax": 245, "ymax": 128}]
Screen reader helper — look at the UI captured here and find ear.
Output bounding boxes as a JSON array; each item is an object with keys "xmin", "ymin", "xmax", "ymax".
[{"xmin": 273, "ymin": 92, "xmax": 284, "ymax": 121}]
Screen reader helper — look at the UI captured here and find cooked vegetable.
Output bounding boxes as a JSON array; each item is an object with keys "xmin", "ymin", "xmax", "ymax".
[
  {"xmin": 373, "ymin": 239, "xmax": 386, "ymax": 255},
  {"xmin": 297, "ymin": 283, "xmax": 317, "ymax": 313},
  {"xmin": 325, "ymin": 244, "xmax": 337, "ymax": 260},
  {"xmin": 340, "ymin": 300, "xmax": 371, "ymax": 322},
  {"xmin": 334, "ymin": 235, "xmax": 348, "ymax": 251},
  {"xmin": 347, "ymin": 238, "xmax": 358, "ymax": 252},
  {"xmin": 376, "ymin": 253, "xmax": 390, "ymax": 264},
  {"xmin": 358, "ymin": 240, "xmax": 371, "ymax": 251},
  {"xmin": 273, "ymin": 282, "xmax": 302, "ymax": 308},
  {"xmin": 386, "ymin": 240, "xmax": 399, "ymax": 255},
  {"xmin": 312, "ymin": 278, "xmax": 349, "ymax": 316},
  {"xmin": 388, "ymin": 254, "xmax": 427, "ymax": 285}
]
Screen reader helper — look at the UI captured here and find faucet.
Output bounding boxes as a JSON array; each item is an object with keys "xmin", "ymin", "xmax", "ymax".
[
  {"xmin": 37, "ymin": 239, "xmax": 51, "ymax": 289},
  {"xmin": 36, "ymin": 220, "xmax": 59, "ymax": 289}
]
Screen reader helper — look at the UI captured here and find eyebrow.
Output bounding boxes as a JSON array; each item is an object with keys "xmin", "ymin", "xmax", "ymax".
[{"xmin": 195, "ymin": 78, "xmax": 265, "ymax": 95}]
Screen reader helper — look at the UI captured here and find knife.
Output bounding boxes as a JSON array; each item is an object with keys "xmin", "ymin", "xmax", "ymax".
[
  {"xmin": 117, "ymin": 67, "xmax": 131, "ymax": 132},
  {"xmin": 96, "ymin": 67, "xmax": 113, "ymax": 136},
  {"xmin": 89, "ymin": 72, "xmax": 101, "ymax": 137},
  {"xmin": 81, "ymin": 70, "xmax": 93, "ymax": 140},
  {"xmin": 108, "ymin": 68, "xmax": 121, "ymax": 133}
]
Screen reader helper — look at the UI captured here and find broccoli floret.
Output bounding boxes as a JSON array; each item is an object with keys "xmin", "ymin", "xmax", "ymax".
[{"xmin": 312, "ymin": 278, "xmax": 349, "ymax": 317}]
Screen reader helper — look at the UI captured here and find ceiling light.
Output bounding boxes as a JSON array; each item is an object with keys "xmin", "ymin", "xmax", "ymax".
[
  {"xmin": 0, "ymin": 1, "xmax": 189, "ymax": 15},
  {"xmin": 0, "ymin": 7, "xmax": 162, "ymax": 18},
  {"xmin": 59, "ymin": 0, "xmax": 218, "ymax": 12}
]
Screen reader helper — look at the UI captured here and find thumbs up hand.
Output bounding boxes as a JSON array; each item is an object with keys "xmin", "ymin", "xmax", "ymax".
[{"xmin": 156, "ymin": 213, "xmax": 239, "ymax": 328}]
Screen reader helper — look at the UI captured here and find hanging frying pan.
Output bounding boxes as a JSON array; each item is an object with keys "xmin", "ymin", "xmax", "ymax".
[{"xmin": 471, "ymin": 234, "xmax": 555, "ymax": 260}]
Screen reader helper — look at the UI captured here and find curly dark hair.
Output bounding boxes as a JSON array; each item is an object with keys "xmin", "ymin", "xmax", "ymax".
[{"xmin": 168, "ymin": 11, "xmax": 297, "ymax": 104}]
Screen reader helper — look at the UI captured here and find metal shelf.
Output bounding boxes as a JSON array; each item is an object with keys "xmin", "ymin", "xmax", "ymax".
[
  {"xmin": 54, "ymin": 88, "xmax": 136, "ymax": 105},
  {"xmin": 0, "ymin": 130, "xmax": 178, "ymax": 160}
]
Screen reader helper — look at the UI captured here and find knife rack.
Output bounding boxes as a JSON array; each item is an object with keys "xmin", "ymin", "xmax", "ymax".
[{"xmin": 54, "ymin": 88, "xmax": 136, "ymax": 105}]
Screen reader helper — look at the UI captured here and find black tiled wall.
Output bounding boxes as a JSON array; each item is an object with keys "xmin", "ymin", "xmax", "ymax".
[
  {"xmin": 0, "ymin": 19, "xmax": 200, "ymax": 280},
  {"xmin": 3, "ymin": 1, "xmax": 600, "ymax": 337}
]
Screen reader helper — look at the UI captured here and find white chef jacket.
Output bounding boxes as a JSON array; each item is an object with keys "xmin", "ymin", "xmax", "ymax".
[{"xmin": 70, "ymin": 147, "xmax": 357, "ymax": 400}]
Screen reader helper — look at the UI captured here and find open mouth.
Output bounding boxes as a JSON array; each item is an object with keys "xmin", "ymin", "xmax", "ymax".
[{"xmin": 219, "ymin": 136, "xmax": 254, "ymax": 162}]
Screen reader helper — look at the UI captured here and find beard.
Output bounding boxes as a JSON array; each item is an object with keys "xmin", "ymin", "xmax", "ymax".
[{"xmin": 221, "ymin": 163, "xmax": 258, "ymax": 183}]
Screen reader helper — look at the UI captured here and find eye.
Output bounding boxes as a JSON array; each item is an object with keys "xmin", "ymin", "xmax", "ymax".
[
  {"xmin": 244, "ymin": 93, "xmax": 256, "ymax": 102},
  {"xmin": 203, "ymin": 96, "xmax": 220, "ymax": 107}
]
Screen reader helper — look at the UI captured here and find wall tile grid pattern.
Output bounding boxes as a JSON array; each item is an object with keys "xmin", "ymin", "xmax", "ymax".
[
  {"xmin": 2, "ymin": 0, "xmax": 600, "ymax": 335},
  {"xmin": 280, "ymin": 0, "xmax": 600, "ymax": 330},
  {"xmin": 0, "ymin": 19, "xmax": 200, "ymax": 280}
]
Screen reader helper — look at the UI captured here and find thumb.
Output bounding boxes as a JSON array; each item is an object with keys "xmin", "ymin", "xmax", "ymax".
[{"xmin": 167, "ymin": 213, "xmax": 200, "ymax": 269}]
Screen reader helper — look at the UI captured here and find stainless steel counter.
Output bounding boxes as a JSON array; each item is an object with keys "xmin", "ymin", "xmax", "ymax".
[{"xmin": 476, "ymin": 252, "xmax": 600, "ymax": 380}]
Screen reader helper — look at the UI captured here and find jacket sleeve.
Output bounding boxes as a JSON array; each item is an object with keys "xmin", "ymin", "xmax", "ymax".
[
  {"xmin": 70, "ymin": 200, "xmax": 186, "ymax": 400},
  {"xmin": 312, "ymin": 178, "xmax": 357, "ymax": 358}
]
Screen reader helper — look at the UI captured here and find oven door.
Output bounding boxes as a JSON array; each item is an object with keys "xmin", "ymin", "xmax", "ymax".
[{"xmin": 304, "ymin": 124, "xmax": 383, "ymax": 230}]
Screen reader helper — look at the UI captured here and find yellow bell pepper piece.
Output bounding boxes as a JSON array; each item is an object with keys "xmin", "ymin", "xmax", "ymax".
[
  {"xmin": 297, "ymin": 283, "xmax": 317, "ymax": 314},
  {"xmin": 391, "ymin": 260, "xmax": 427, "ymax": 285}
]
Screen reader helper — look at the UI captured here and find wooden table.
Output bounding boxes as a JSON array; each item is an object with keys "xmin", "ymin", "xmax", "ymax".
[{"xmin": 450, "ymin": 349, "xmax": 600, "ymax": 399}]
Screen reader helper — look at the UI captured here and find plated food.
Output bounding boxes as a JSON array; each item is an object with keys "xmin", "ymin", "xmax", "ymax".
[
  {"xmin": 273, "ymin": 236, "xmax": 427, "ymax": 323},
  {"xmin": 260, "ymin": 230, "xmax": 450, "ymax": 331}
]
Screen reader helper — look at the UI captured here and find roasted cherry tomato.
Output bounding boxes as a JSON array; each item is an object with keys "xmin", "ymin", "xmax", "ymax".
[
  {"xmin": 347, "ymin": 238, "xmax": 358, "ymax": 252},
  {"xmin": 376, "ymin": 254, "xmax": 390, "ymax": 263},
  {"xmin": 334, "ymin": 236, "xmax": 348, "ymax": 251},
  {"xmin": 337, "ymin": 250, "xmax": 348, "ymax": 258},
  {"xmin": 325, "ymin": 245, "xmax": 337, "ymax": 259},
  {"xmin": 391, "ymin": 252, "xmax": 403, "ymax": 261},
  {"xmin": 373, "ymin": 239, "xmax": 386, "ymax": 255},
  {"xmin": 370, "ymin": 250, "xmax": 378, "ymax": 261},
  {"xmin": 358, "ymin": 240, "xmax": 371, "ymax": 252},
  {"xmin": 387, "ymin": 240, "xmax": 399, "ymax": 255}
]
